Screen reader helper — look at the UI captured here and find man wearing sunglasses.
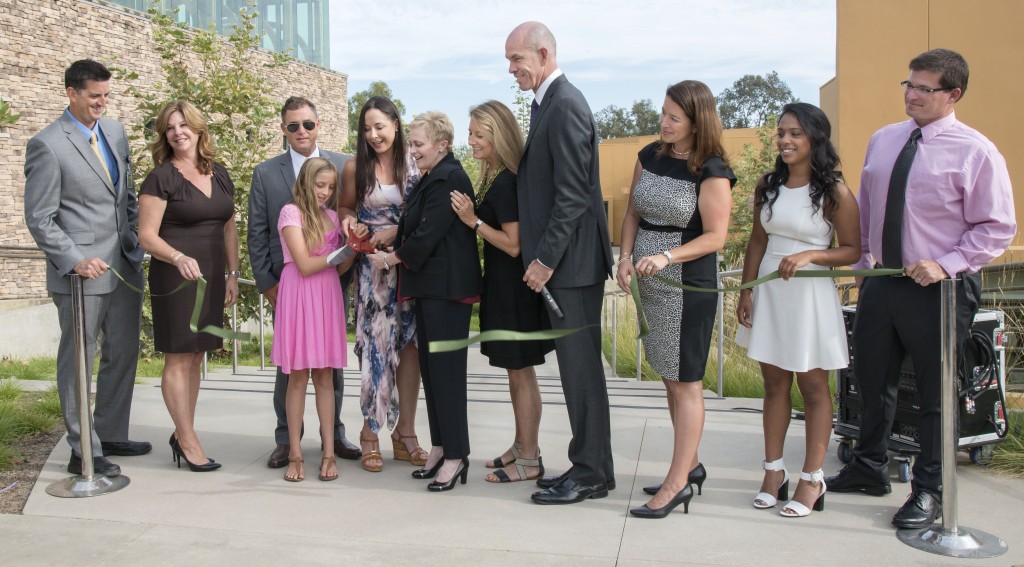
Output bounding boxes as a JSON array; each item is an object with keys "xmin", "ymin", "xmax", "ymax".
[
  {"xmin": 248, "ymin": 96, "xmax": 361, "ymax": 467},
  {"xmin": 827, "ymin": 49, "xmax": 1015, "ymax": 529}
]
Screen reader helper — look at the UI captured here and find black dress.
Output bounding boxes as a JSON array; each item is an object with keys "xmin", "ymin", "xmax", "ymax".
[
  {"xmin": 142, "ymin": 161, "xmax": 234, "ymax": 353},
  {"xmin": 478, "ymin": 169, "xmax": 554, "ymax": 369}
]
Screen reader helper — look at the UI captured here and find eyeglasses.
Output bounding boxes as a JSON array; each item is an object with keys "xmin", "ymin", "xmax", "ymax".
[
  {"xmin": 900, "ymin": 80, "xmax": 954, "ymax": 94},
  {"xmin": 285, "ymin": 120, "xmax": 317, "ymax": 133}
]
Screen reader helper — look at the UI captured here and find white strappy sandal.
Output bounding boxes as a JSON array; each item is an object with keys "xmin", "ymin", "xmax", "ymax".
[
  {"xmin": 780, "ymin": 469, "xmax": 826, "ymax": 518},
  {"xmin": 753, "ymin": 458, "xmax": 789, "ymax": 509}
]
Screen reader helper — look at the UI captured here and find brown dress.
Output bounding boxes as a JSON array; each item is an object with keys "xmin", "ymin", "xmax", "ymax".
[{"xmin": 141, "ymin": 161, "xmax": 234, "ymax": 353}]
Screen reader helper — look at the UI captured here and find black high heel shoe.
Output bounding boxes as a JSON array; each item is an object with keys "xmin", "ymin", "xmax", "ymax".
[
  {"xmin": 630, "ymin": 483, "xmax": 694, "ymax": 518},
  {"xmin": 644, "ymin": 463, "xmax": 707, "ymax": 496},
  {"xmin": 170, "ymin": 439, "xmax": 222, "ymax": 472},
  {"xmin": 170, "ymin": 433, "xmax": 216, "ymax": 464},
  {"xmin": 427, "ymin": 458, "xmax": 469, "ymax": 491},
  {"xmin": 412, "ymin": 458, "xmax": 444, "ymax": 479}
]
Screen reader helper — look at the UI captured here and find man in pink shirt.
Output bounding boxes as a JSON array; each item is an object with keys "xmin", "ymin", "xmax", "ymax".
[{"xmin": 826, "ymin": 49, "xmax": 1016, "ymax": 529}]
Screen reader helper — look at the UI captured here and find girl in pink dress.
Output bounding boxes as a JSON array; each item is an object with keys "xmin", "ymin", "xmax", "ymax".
[{"xmin": 272, "ymin": 158, "xmax": 354, "ymax": 482}]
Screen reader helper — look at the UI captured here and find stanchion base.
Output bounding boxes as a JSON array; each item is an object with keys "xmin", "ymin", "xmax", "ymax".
[
  {"xmin": 45, "ymin": 473, "xmax": 130, "ymax": 498},
  {"xmin": 897, "ymin": 524, "xmax": 1007, "ymax": 558}
]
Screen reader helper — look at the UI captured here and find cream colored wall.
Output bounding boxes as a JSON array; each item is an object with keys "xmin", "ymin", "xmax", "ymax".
[
  {"xmin": 599, "ymin": 129, "xmax": 759, "ymax": 244},
  {"xmin": 826, "ymin": 0, "xmax": 1023, "ymax": 261}
]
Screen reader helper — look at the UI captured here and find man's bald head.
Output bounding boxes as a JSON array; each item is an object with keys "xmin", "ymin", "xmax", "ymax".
[{"xmin": 505, "ymin": 21, "xmax": 558, "ymax": 93}]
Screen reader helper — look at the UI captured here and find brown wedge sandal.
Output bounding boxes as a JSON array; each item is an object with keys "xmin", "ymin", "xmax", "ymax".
[
  {"xmin": 360, "ymin": 433, "xmax": 383, "ymax": 472},
  {"xmin": 391, "ymin": 434, "xmax": 428, "ymax": 466},
  {"xmin": 319, "ymin": 456, "xmax": 339, "ymax": 481},
  {"xmin": 284, "ymin": 457, "xmax": 304, "ymax": 482}
]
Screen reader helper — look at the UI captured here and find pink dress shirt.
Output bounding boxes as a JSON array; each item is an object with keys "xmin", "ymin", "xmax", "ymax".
[{"xmin": 855, "ymin": 111, "xmax": 1016, "ymax": 275}]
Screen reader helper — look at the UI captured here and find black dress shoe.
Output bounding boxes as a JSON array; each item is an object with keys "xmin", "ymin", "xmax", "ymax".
[
  {"xmin": 334, "ymin": 436, "xmax": 362, "ymax": 460},
  {"xmin": 536, "ymin": 469, "xmax": 615, "ymax": 491},
  {"xmin": 825, "ymin": 465, "xmax": 891, "ymax": 496},
  {"xmin": 101, "ymin": 440, "xmax": 152, "ymax": 456},
  {"xmin": 532, "ymin": 478, "xmax": 609, "ymax": 505},
  {"xmin": 68, "ymin": 454, "xmax": 121, "ymax": 477},
  {"xmin": 892, "ymin": 490, "xmax": 942, "ymax": 529},
  {"xmin": 267, "ymin": 444, "xmax": 289, "ymax": 468}
]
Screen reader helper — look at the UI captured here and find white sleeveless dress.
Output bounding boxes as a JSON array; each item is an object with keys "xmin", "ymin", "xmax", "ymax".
[{"xmin": 735, "ymin": 183, "xmax": 849, "ymax": 372}]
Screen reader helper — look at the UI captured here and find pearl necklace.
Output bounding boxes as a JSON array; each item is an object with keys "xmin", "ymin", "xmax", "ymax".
[{"xmin": 670, "ymin": 145, "xmax": 692, "ymax": 158}]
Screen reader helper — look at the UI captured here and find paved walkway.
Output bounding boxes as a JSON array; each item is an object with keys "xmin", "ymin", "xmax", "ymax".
[{"xmin": 4, "ymin": 348, "xmax": 1023, "ymax": 566}]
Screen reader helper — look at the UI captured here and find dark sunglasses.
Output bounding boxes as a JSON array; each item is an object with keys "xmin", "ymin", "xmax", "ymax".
[{"xmin": 285, "ymin": 120, "xmax": 317, "ymax": 133}]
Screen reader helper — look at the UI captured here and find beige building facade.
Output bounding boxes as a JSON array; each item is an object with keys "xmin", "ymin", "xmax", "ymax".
[{"xmin": 0, "ymin": 0, "xmax": 349, "ymax": 300}]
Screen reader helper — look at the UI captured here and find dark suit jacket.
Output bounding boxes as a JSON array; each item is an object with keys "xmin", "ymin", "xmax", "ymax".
[
  {"xmin": 395, "ymin": 153, "xmax": 482, "ymax": 299},
  {"xmin": 247, "ymin": 148, "xmax": 350, "ymax": 292},
  {"xmin": 518, "ymin": 74, "xmax": 613, "ymax": 288},
  {"xmin": 24, "ymin": 112, "xmax": 144, "ymax": 295}
]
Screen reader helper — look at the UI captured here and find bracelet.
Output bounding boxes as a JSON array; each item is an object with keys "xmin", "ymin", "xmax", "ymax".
[
  {"xmin": 473, "ymin": 219, "xmax": 483, "ymax": 232},
  {"xmin": 227, "ymin": 270, "xmax": 241, "ymax": 277},
  {"xmin": 663, "ymin": 250, "xmax": 674, "ymax": 263},
  {"xmin": 616, "ymin": 254, "xmax": 633, "ymax": 266},
  {"xmin": 170, "ymin": 251, "xmax": 183, "ymax": 264},
  {"xmin": 382, "ymin": 254, "xmax": 390, "ymax": 271}
]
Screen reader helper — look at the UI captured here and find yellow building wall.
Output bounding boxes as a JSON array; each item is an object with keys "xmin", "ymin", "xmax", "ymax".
[
  {"xmin": 599, "ymin": 129, "xmax": 760, "ymax": 244},
  {"xmin": 826, "ymin": 0, "xmax": 1024, "ymax": 261}
]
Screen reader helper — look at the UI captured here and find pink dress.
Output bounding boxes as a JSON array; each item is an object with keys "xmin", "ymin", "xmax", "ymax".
[{"xmin": 271, "ymin": 204, "xmax": 347, "ymax": 373}]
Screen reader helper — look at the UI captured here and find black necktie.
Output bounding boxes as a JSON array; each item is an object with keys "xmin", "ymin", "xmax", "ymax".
[
  {"xmin": 530, "ymin": 100, "xmax": 539, "ymax": 125},
  {"xmin": 881, "ymin": 128, "xmax": 922, "ymax": 269}
]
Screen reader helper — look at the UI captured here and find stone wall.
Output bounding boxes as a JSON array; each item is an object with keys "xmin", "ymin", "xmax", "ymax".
[{"xmin": 0, "ymin": 0, "xmax": 349, "ymax": 300}]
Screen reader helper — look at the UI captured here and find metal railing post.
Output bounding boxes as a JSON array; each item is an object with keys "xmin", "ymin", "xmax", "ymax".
[
  {"xmin": 259, "ymin": 294, "xmax": 267, "ymax": 371},
  {"xmin": 47, "ymin": 275, "xmax": 130, "ymax": 497},
  {"xmin": 611, "ymin": 294, "xmax": 618, "ymax": 378},
  {"xmin": 231, "ymin": 302, "xmax": 239, "ymax": 375},
  {"xmin": 716, "ymin": 271, "xmax": 725, "ymax": 398},
  {"xmin": 898, "ymin": 278, "xmax": 1006, "ymax": 558}
]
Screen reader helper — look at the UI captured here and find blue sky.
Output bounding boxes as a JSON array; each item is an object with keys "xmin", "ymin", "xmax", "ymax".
[{"xmin": 329, "ymin": 0, "xmax": 836, "ymax": 144}]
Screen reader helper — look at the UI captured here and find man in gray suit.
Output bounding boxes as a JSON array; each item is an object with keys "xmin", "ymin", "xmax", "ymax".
[
  {"xmin": 505, "ymin": 22, "xmax": 615, "ymax": 505},
  {"xmin": 24, "ymin": 59, "xmax": 151, "ymax": 477},
  {"xmin": 248, "ymin": 96, "xmax": 360, "ymax": 467}
]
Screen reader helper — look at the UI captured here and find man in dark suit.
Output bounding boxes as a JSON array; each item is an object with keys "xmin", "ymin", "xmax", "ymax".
[
  {"xmin": 247, "ymin": 96, "xmax": 360, "ymax": 467},
  {"xmin": 505, "ymin": 22, "xmax": 615, "ymax": 505},
  {"xmin": 24, "ymin": 59, "xmax": 151, "ymax": 477}
]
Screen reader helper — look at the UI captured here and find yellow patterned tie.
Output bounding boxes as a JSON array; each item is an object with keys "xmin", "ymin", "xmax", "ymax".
[{"xmin": 89, "ymin": 131, "xmax": 113, "ymax": 187}]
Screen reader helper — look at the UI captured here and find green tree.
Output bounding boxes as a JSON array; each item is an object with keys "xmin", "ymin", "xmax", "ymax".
[
  {"xmin": 723, "ymin": 118, "xmax": 778, "ymax": 268},
  {"xmin": 510, "ymin": 83, "xmax": 530, "ymax": 140},
  {"xmin": 717, "ymin": 72, "xmax": 795, "ymax": 129},
  {"xmin": 594, "ymin": 98, "xmax": 659, "ymax": 140},
  {"xmin": 346, "ymin": 81, "xmax": 406, "ymax": 152},
  {"xmin": 114, "ymin": 0, "xmax": 286, "ymax": 328}
]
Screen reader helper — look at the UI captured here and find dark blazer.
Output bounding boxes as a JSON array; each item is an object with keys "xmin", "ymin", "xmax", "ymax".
[
  {"xmin": 518, "ymin": 74, "xmax": 613, "ymax": 288},
  {"xmin": 395, "ymin": 153, "xmax": 482, "ymax": 300},
  {"xmin": 247, "ymin": 148, "xmax": 350, "ymax": 292},
  {"xmin": 24, "ymin": 112, "xmax": 144, "ymax": 295}
]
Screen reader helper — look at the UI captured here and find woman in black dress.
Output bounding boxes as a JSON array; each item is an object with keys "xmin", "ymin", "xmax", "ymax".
[
  {"xmin": 451, "ymin": 100, "xmax": 554, "ymax": 483},
  {"xmin": 138, "ymin": 100, "xmax": 238, "ymax": 472}
]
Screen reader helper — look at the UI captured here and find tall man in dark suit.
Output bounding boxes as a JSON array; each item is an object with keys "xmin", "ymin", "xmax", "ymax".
[
  {"xmin": 505, "ymin": 22, "xmax": 615, "ymax": 505},
  {"xmin": 248, "ymin": 96, "xmax": 360, "ymax": 467},
  {"xmin": 24, "ymin": 59, "xmax": 152, "ymax": 477}
]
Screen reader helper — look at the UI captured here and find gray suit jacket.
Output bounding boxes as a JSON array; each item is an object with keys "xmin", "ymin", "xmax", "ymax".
[
  {"xmin": 518, "ymin": 75, "xmax": 613, "ymax": 288},
  {"xmin": 24, "ymin": 112, "xmax": 144, "ymax": 295},
  {"xmin": 247, "ymin": 149, "xmax": 351, "ymax": 292}
]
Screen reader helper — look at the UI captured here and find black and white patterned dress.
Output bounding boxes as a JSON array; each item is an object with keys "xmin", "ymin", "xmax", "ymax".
[{"xmin": 633, "ymin": 142, "xmax": 735, "ymax": 382}]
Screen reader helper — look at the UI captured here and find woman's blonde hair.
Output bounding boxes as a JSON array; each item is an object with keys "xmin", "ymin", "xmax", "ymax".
[
  {"xmin": 292, "ymin": 157, "xmax": 337, "ymax": 251},
  {"xmin": 409, "ymin": 111, "xmax": 454, "ymax": 150},
  {"xmin": 469, "ymin": 100, "xmax": 523, "ymax": 185},
  {"xmin": 149, "ymin": 100, "xmax": 216, "ymax": 175}
]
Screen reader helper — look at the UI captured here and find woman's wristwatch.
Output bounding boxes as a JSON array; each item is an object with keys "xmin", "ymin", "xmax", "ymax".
[
  {"xmin": 473, "ymin": 219, "xmax": 483, "ymax": 232},
  {"xmin": 662, "ymin": 250, "xmax": 674, "ymax": 263},
  {"xmin": 227, "ymin": 270, "xmax": 241, "ymax": 277}
]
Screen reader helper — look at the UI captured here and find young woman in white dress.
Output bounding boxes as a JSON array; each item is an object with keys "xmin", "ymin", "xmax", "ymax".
[{"xmin": 735, "ymin": 102, "xmax": 860, "ymax": 518}]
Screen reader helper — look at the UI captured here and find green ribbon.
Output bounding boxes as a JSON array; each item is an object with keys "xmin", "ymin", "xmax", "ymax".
[
  {"xmin": 428, "ymin": 328, "xmax": 584, "ymax": 353},
  {"xmin": 631, "ymin": 267, "xmax": 904, "ymax": 339},
  {"xmin": 108, "ymin": 267, "xmax": 251, "ymax": 341}
]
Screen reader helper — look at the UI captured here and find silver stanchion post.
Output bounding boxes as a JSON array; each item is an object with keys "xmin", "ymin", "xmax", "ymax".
[
  {"xmin": 716, "ymin": 272, "xmax": 725, "ymax": 399},
  {"xmin": 898, "ymin": 278, "xmax": 1006, "ymax": 558},
  {"xmin": 610, "ymin": 294, "xmax": 618, "ymax": 378},
  {"xmin": 47, "ymin": 275, "xmax": 130, "ymax": 497},
  {"xmin": 231, "ymin": 302, "xmax": 239, "ymax": 374},
  {"xmin": 259, "ymin": 295, "xmax": 266, "ymax": 371}
]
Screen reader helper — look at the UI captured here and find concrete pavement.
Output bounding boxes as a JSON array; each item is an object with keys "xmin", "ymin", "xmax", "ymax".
[{"xmin": 4, "ymin": 346, "xmax": 1023, "ymax": 566}]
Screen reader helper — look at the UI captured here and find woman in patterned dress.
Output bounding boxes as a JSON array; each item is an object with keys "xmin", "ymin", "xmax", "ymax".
[
  {"xmin": 339, "ymin": 96, "xmax": 426, "ymax": 472},
  {"xmin": 616, "ymin": 81, "xmax": 735, "ymax": 518}
]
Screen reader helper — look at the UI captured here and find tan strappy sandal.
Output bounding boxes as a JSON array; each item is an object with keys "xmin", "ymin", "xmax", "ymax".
[{"xmin": 391, "ymin": 433, "xmax": 428, "ymax": 466}]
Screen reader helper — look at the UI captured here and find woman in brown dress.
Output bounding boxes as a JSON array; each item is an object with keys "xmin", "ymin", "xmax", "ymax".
[{"xmin": 138, "ymin": 100, "xmax": 238, "ymax": 472}]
